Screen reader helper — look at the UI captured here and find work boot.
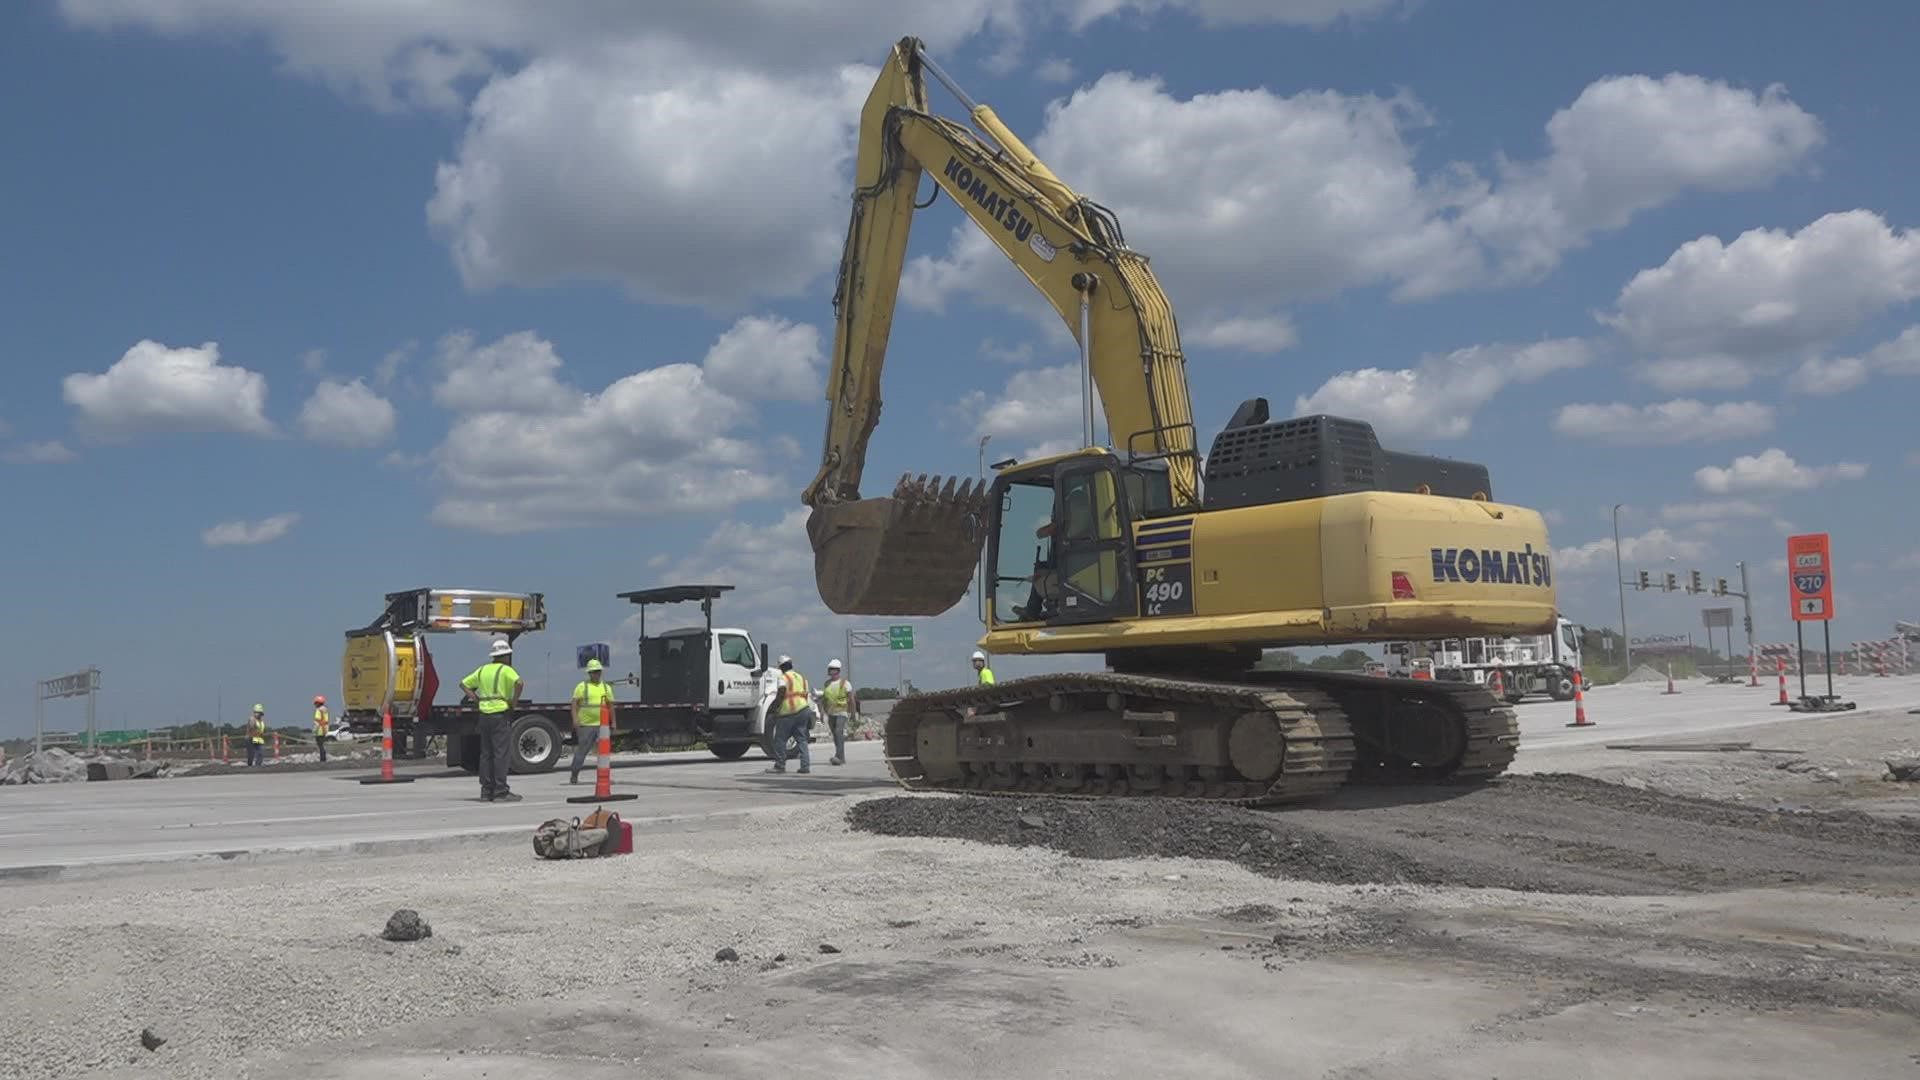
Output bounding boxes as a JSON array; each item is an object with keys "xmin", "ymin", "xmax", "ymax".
[
  {"xmin": 495, "ymin": 791, "xmax": 522, "ymax": 803},
  {"xmin": 569, "ymin": 772, "xmax": 579, "ymax": 784},
  {"xmin": 830, "ymin": 756, "xmax": 844, "ymax": 766},
  {"xmin": 798, "ymin": 767, "xmax": 811, "ymax": 774}
]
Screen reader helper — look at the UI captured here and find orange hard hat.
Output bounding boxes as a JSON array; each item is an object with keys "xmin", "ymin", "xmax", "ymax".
[{"xmin": 313, "ymin": 695, "xmax": 326, "ymax": 704}]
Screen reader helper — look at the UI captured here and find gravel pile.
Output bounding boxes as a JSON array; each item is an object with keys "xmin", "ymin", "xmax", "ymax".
[
  {"xmin": 848, "ymin": 794, "xmax": 1446, "ymax": 886},
  {"xmin": 848, "ymin": 774, "xmax": 1920, "ymax": 896}
]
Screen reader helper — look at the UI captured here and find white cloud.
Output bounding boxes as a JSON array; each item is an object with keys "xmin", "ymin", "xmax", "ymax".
[
  {"xmin": 1694, "ymin": 448, "xmax": 1868, "ymax": 495},
  {"xmin": 1034, "ymin": 56, "xmax": 1076, "ymax": 83},
  {"xmin": 1788, "ymin": 324, "xmax": 1920, "ymax": 395},
  {"xmin": 426, "ymin": 49, "xmax": 871, "ymax": 311},
  {"xmin": 381, "ymin": 451, "xmax": 427, "ymax": 470},
  {"xmin": 1659, "ymin": 499, "xmax": 1773, "ymax": 524},
  {"xmin": 427, "ymin": 328, "xmax": 784, "ymax": 533},
  {"xmin": 1457, "ymin": 74, "xmax": 1821, "ymax": 284},
  {"xmin": 1294, "ymin": 338, "xmax": 1591, "ymax": 441},
  {"xmin": 374, "ymin": 343, "xmax": 415, "ymax": 389},
  {"xmin": 1786, "ymin": 355, "xmax": 1870, "ymax": 396},
  {"xmin": 57, "ymin": 0, "xmax": 1020, "ymax": 111},
  {"xmin": 699, "ymin": 315, "xmax": 823, "ymax": 401},
  {"xmin": 1552, "ymin": 399, "xmax": 1775, "ymax": 444},
  {"xmin": 905, "ymin": 71, "xmax": 1817, "ymax": 336},
  {"xmin": 1064, "ymin": 0, "xmax": 1405, "ymax": 29},
  {"xmin": 1187, "ymin": 314, "xmax": 1300, "ymax": 355},
  {"xmin": 967, "ymin": 364, "xmax": 1102, "ymax": 457},
  {"xmin": 201, "ymin": 512, "xmax": 299, "ymax": 547},
  {"xmin": 3, "ymin": 441, "xmax": 78, "ymax": 465},
  {"xmin": 979, "ymin": 338, "xmax": 1038, "ymax": 365},
  {"xmin": 1891, "ymin": 549, "xmax": 1920, "ymax": 572},
  {"xmin": 1604, "ymin": 211, "xmax": 1920, "ymax": 390},
  {"xmin": 298, "ymin": 378, "xmax": 397, "ymax": 447},
  {"xmin": 299, "ymin": 348, "xmax": 328, "ymax": 374},
  {"xmin": 638, "ymin": 508, "xmax": 827, "ymax": 642},
  {"xmin": 1554, "ymin": 527, "xmax": 1708, "ymax": 574},
  {"xmin": 63, "ymin": 340, "xmax": 274, "ymax": 440},
  {"xmin": 431, "ymin": 330, "xmax": 579, "ymax": 414}
]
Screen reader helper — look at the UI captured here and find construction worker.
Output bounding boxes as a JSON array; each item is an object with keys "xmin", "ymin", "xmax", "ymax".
[
  {"xmin": 568, "ymin": 658, "xmax": 616, "ymax": 784},
  {"xmin": 817, "ymin": 659, "xmax": 857, "ymax": 766},
  {"xmin": 972, "ymin": 650, "xmax": 996, "ymax": 685},
  {"xmin": 459, "ymin": 638, "xmax": 524, "ymax": 802},
  {"xmin": 246, "ymin": 705, "xmax": 268, "ymax": 767},
  {"xmin": 312, "ymin": 695, "xmax": 330, "ymax": 763},
  {"xmin": 766, "ymin": 655, "xmax": 813, "ymax": 775}
]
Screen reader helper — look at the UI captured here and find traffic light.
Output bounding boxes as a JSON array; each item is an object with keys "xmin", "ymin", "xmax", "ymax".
[
  {"xmin": 1637, "ymin": 570, "xmax": 1650, "ymax": 590},
  {"xmin": 1714, "ymin": 577, "xmax": 1728, "ymax": 596},
  {"xmin": 1664, "ymin": 572, "xmax": 1677, "ymax": 592},
  {"xmin": 1689, "ymin": 569, "xmax": 1702, "ymax": 594}
]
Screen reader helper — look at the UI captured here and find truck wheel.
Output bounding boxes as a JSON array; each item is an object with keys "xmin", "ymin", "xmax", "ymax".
[
  {"xmin": 450, "ymin": 734, "xmax": 481, "ymax": 773},
  {"xmin": 510, "ymin": 714, "xmax": 564, "ymax": 774},
  {"xmin": 708, "ymin": 741, "xmax": 751, "ymax": 761},
  {"xmin": 1548, "ymin": 673, "xmax": 1576, "ymax": 702}
]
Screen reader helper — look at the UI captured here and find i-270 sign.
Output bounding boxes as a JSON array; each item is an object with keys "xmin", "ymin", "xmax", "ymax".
[{"xmin": 1786, "ymin": 533, "xmax": 1834, "ymax": 623}]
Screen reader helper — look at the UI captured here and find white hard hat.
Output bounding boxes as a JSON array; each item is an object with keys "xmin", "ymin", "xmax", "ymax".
[
  {"xmin": 489, "ymin": 638, "xmax": 513, "ymax": 656},
  {"xmin": 778, "ymin": 654, "xmax": 792, "ymax": 665},
  {"xmin": 972, "ymin": 650, "xmax": 986, "ymax": 661},
  {"xmin": 828, "ymin": 658, "xmax": 842, "ymax": 669}
]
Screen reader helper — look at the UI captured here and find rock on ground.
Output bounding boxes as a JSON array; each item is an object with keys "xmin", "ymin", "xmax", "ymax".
[{"xmin": 380, "ymin": 910, "xmax": 431, "ymax": 942}]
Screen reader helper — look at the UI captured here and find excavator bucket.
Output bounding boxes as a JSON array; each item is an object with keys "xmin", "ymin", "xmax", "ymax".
[{"xmin": 808, "ymin": 473, "xmax": 991, "ymax": 616}]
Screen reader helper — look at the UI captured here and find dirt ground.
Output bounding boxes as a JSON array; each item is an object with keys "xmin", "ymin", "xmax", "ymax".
[{"xmin": 6, "ymin": 708, "xmax": 1920, "ymax": 1079}]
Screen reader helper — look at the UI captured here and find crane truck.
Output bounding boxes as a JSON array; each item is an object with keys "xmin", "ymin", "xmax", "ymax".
[
  {"xmin": 339, "ymin": 586, "xmax": 793, "ymax": 774},
  {"xmin": 800, "ymin": 37, "xmax": 1559, "ymax": 804},
  {"xmin": 1380, "ymin": 616, "xmax": 1585, "ymax": 702}
]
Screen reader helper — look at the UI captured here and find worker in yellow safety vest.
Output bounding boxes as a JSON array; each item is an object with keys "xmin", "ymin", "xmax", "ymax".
[
  {"xmin": 459, "ymin": 638, "xmax": 524, "ymax": 803},
  {"xmin": 246, "ymin": 705, "xmax": 268, "ymax": 767},
  {"xmin": 312, "ymin": 695, "xmax": 331, "ymax": 763},
  {"xmin": 568, "ymin": 658, "xmax": 617, "ymax": 784},
  {"xmin": 765, "ymin": 655, "xmax": 814, "ymax": 775},
  {"xmin": 816, "ymin": 659, "xmax": 858, "ymax": 766},
  {"xmin": 972, "ymin": 650, "xmax": 996, "ymax": 685}
]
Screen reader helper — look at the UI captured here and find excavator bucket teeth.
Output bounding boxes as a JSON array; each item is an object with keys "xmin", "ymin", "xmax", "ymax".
[{"xmin": 808, "ymin": 473, "xmax": 991, "ymax": 616}]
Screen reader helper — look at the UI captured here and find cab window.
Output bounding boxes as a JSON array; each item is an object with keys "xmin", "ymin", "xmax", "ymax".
[{"xmin": 717, "ymin": 633, "xmax": 755, "ymax": 667}]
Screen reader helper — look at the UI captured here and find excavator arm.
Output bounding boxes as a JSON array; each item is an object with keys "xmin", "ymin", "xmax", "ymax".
[{"xmin": 805, "ymin": 36, "xmax": 1198, "ymax": 617}]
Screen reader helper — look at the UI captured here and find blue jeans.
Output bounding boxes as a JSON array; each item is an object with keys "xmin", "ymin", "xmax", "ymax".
[
  {"xmin": 772, "ymin": 709, "xmax": 813, "ymax": 771},
  {"xmin": 246, "ymin": 742, "xmax": 264, "ymax": 767},
  {"xmin": 828, "ymin": 713, "xmax": 849, "ymax": 760}
]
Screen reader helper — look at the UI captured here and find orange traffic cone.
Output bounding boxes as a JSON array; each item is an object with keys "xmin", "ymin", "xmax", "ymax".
[
  {"xmin": 1772, "ymin": 656, "xmax": 1789, "ymax": 706},
  {"xmin": 359, "ymin": 706, "xmax": 417, "ymax": 785},
  {"xmin": 1488, "ymin": 668, "xmax": 1505, "ymax": 698},
  {"xmin": 1565, "ymin": 670, "xmax": 1594, "ymax": 727},
  {"xmin": 1662, "ymin": 663, "xmax": 1680, "ymax": 695},
  {"xmin": 570, "ymin": 700, "xmax": 637, "ymax": 804}
]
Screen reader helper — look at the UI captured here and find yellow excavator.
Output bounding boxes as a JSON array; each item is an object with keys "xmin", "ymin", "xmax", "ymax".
[{"xmin": 803, "ymin": 37, "xmax": 1560, "ymax": 803}]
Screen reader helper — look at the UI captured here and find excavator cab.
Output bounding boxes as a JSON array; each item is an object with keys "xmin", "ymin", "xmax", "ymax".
[{"xmin": 987, "ymin": 449, "xmax": 1156, "ymax": 629}]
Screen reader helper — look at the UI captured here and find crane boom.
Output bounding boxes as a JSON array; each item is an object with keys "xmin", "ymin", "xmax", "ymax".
[{"xmin": 804, "ymin": 36, "xmax": 1199, "ymax": 617}]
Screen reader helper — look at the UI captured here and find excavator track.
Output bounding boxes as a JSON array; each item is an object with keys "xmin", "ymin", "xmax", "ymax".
[{"xmin": 881, "ymin": 671, "xmax": 1517, "ymax": 806}]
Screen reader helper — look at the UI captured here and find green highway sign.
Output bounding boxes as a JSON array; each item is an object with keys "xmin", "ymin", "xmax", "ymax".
[
  {"xmin": 887, "ymin": 624, "xmax": 914, "ymax": 651},
  {"xmin": 94, "ymin": 730, "xmax": 149, "ymax": 745}
]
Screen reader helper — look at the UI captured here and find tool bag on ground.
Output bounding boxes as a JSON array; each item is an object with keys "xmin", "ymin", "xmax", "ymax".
[{"xmin": 532, "ymin": 809, "xmax": 623, "ymax": 859}]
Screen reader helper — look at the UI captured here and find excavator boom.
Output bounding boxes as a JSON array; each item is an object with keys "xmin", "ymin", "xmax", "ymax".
[{"xmin": 804, "ymin": 37, "xmax": 1198, "ymax": 616}]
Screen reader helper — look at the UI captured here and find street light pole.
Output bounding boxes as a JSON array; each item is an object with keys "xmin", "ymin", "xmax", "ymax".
[{"xmin": 1612, "ymin": 503, "xmax": 1632, "ymax": 672}]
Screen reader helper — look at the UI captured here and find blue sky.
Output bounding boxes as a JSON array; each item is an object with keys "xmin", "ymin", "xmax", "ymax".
[{"xmin": 5, "ymin": 1, "xmax": 1919, "ymax": 737}]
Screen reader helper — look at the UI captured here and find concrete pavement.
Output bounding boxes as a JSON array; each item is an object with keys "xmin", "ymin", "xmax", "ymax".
[
  {"xmin": 0, "ymin": 742, "xmax": 898, "ymax": 876},
  {"xmin": 5, "ymin": 673, "xmax": 1915, "ymax": 875}
]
